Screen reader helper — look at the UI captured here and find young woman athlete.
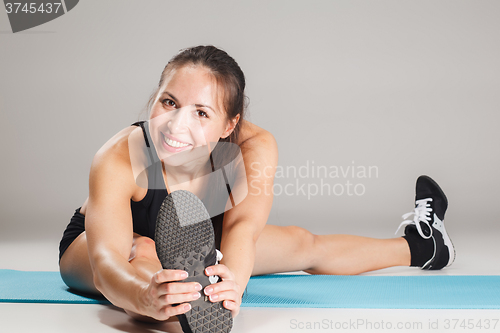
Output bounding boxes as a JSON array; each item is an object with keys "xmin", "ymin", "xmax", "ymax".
[{"xmin": 59, "ymin": 45, "xmax": 455, "ymax": 326}]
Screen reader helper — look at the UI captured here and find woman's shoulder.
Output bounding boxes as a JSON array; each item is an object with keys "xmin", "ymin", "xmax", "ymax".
[
  {"xmin": 87, "ymin": 124, "xmax": 145, "ymax": 202},
  {"xmin": 94, "ymin": 125, "xmax": 136, "ymax": 160},
  {"xmin": 237, "ymin": 120, "xmax": 278, "ymax": 163},
  {"xmin": 238, "ymin": 120, "xmax": 277, "ymax": 149},
  {"xmin": 90, "ymin": 125, "xmax": 138, "ymax": 178},
  {"xmin": 85, "ymin": 124, "xmax": 146, "ymax": 213}
]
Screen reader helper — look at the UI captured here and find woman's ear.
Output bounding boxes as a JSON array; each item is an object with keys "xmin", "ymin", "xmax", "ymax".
[{"xmin": 221, "ymin": 114, "xmax": 240, "ymax": 139}]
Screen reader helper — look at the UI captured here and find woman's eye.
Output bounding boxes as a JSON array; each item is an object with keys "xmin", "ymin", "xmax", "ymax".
[
  {"xmin": 197, "ymin": 110, "xmax": 208, "ymax": 118},
  {"xmin": 162, "ymin": 99, "xmax": 176, "ymax": 108}
]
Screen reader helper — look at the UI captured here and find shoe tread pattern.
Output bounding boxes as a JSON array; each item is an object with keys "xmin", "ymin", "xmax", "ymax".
[{"xmin": 155, "ymin": 190, "xmax": 233, "ymax": 333}]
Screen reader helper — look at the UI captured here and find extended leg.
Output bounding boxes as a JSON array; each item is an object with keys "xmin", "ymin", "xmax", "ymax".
[
  {"xmin": 252, "ymin": 225, "xmax": 411, "ymax": 276},
  {"xmin": 59, "ymin": 232, "xmax": 162, "ymax": 295}
]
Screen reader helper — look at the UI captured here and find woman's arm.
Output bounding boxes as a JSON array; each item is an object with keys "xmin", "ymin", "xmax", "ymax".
[
  {"xmin": 85, "ymin": 138, "xmax": 197, "ymax": 320},
  {"xmin": 207, "ymin": 129, "xmax": 278, "ymax": 314},
  {"xmin": 85, "ymin": 147, "xmax": 147, "ymax": 312}
]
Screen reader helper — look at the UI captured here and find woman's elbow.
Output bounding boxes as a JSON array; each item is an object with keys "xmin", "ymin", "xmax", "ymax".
[{"xmin": 225, "ymin": 220, "xmax": 263, "ymax": 244}]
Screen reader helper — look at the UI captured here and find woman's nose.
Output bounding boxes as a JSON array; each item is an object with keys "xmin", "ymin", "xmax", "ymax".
[{"xmin": 167, "ymin": 106, "xmax": 191, "ymax": 132}]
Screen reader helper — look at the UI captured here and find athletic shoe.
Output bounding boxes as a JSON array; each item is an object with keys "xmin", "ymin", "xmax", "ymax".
[
  {"xmin": 395, "ymin": 175, "xmax": 455, "ymax": 270},
  {"xmin": 155, "ymin": 190, "xmax": 232, "ymax": 333}
]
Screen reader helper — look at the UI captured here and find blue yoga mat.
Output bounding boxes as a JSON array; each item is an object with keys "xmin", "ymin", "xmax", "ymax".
[
  {"xmin": 0, "ymin": 269, "xmax": 108, "ymax": 304},
  {"xmin": 243, "ymin": 274, "xmax": 500, "ymax": 309},
  {"xmin": 1, "ymin": 270, "xmax": 500, "ymax": 309}
]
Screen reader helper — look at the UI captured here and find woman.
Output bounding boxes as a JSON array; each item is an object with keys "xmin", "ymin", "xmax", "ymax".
[{"xmin": 59, "ymin": 46, "xmax": 455, "ymax": 330}]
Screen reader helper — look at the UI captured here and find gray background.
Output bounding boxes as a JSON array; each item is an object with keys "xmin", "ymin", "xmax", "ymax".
[{"xmin": 1, "ymin": 0, "xmax": 499, "ymax": 245}]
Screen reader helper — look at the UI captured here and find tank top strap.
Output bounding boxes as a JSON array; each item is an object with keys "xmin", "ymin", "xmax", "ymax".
[{"xmin": 131, "ymin": 121, "xmax": 166, "ymax": 191}]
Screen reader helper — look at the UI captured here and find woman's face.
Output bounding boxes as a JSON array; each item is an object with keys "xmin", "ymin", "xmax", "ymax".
[{"xmin": 148, "ymin": 65, "xmax": 232, "ymax": 167}]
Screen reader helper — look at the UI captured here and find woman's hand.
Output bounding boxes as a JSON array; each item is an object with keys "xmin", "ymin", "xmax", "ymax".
[
  {"xmin": 139, "ymin": 269, "xmax": 203, "ymax": 321},
  {"xmin": 203, "ymin": 264, "xmax": 242, "ymax": 317}
]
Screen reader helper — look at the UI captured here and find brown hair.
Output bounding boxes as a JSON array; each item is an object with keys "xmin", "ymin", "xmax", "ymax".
[{"xmin": 144, "ymin": 45, "xmax": 247, "ymax": 144}]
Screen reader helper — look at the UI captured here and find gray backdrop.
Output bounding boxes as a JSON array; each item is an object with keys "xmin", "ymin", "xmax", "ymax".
[{"xmin": 1, "ymin": 0, "xmax": 499, "ymax": 243}]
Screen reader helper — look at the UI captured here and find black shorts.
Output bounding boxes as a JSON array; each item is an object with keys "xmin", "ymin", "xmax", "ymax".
[
  {"xmin": 59, "ymin": 207, "xmax": 223, "ymax": 262},
  {"xmin": 59, "ymin": 207, "xmax": 85, "ymax": 262}
]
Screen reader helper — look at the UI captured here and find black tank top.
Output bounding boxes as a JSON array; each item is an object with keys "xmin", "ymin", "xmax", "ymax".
[{"xmin": 129, "ymin": 121, "xmax": 224, "ymax": 250}]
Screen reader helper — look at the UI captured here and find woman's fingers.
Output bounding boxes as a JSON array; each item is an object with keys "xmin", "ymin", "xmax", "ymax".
[
  {"xmin": 159, "ymin": 290, "xmax": 201, "ymax": 306},
  {"xmin": 153, "ymin": 269, "xmax": 188, "ymax": 284},
  {"xmin": 158, "ymin": 302, "xmax": 192, "ymax": 320},
  {"xmin": 222, "ymin": 300, "xmax": 240, "ymax": 316},
  {"xmin": 206, "ymin": 289, "xmax": 240, "ymax": 304},
  {"xmin": 205, "ymin": 264, "xmax": 234, "ymax": 280},
  {"xmin": 147, "ymin": 266, "xmax": 242, "ymax": 320},
  {"xmin": 204, "ymin": 281, "xmax": 240, "ymax": 303},
  {"xmin": 159, "ymin": 280, "xmax": 202, "ymax": 296},
  {"xmin": 203, "ymin": 264, "xmax": 241, "ymax": 318},
  {"xmin": 203, "ymin": 280, "xmax": 239, "ymax": 297},
  {"xmin": 144, "ymin": 269, "xmax": 203, "ymax": 321},
  {"xmin": 151, "ymin": 269, "xmax": 202, "ymax": 294}
]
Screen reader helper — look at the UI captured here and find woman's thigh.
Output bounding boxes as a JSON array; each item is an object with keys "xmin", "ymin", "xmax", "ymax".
[
  {"xmin": 59, "ymin": 232, "xmax": 159, "ymax": 295},
  {"xmin": 59, "ymin": 231, "xmax": 99, "ymax": 294},
  {"xmin": 252, "ymin": 224, "xmax": 316, "ymax": 276}
]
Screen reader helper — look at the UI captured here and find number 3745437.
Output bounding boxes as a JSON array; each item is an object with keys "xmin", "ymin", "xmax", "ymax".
[{"xmin": 5, "ymin": 2, "xmax": 62, "ymax": 14}]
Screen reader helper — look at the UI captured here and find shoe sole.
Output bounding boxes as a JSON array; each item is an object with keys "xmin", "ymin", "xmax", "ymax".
[
  {"xmin": 440, "ymin": 218, "xmax": 456, "ymax": 267},
  {"xmin": 155, "ymin": 190, "xmax": 233, "ymax": 333},
  {"xmin": 419, "ymin": 176, "xmax": 455, "ymax": 269},
  {"xmin": 421, "ymin": 222, "xmax": 455, "ymax": 270}
]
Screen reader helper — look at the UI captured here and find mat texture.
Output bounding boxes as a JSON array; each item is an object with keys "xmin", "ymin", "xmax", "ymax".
[
  {"xmin": 1, "ymin": 270, "xmax": 500, "ymax": 309},
  {"xmin": 0, "ymin": 270, "xmax": 108, "ymax": 304},
  {"xmin": 242, "ymin": 274, "xmax": 500, "ymax": 309}
]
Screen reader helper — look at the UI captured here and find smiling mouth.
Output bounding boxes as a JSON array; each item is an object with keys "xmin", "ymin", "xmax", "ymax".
[{"xmin": 162, "ymin": 133, "xmax": 191, "ymax": 148}]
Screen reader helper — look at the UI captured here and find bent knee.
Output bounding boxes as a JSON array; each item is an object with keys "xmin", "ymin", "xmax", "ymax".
[
  {"xmin": 284, "ymin": 226, "xmax": 315, "ymax": 250},
  {"xmin": 285, "ymin": 225, "xmax": 313, "ymax": 240},
  {"xmin": 283, "ymin": 226, "xmax": 317, "ymax": 270},
  {"xmin": 130, "ymin": 236, "xmax": 157, "ymax": 261}
]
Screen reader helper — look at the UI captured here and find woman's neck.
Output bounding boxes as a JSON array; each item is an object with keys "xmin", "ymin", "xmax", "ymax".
[{"xmin": 162, "ymin": 157, "xmax": 212, "ymax": 192}]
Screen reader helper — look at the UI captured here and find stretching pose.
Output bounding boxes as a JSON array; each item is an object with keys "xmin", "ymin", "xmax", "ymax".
[{"xmin": 59, "ymin": 45, "xmax": 455, "ymax": 332}]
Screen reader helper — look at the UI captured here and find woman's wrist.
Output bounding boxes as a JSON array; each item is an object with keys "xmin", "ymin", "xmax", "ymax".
[{"xmin": 135, "ymin": 280, "xmax": 151, "ymax": 317}]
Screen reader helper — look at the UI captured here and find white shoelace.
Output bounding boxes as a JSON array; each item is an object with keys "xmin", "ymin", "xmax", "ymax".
[
  {"xmin": 395, "ymin": 198, "xmax": 433, "ymax": 239},
  {"xmin": 208, "ymin": 249, "xmax": 223, "ymax": 285}
]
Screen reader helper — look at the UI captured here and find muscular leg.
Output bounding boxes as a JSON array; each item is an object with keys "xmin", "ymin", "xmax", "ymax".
[
  {"xmin": 60, "ymin": 232, "xmax": 165, "ymax": 322},
  {"xmin": 59, "ymin": 232, "xmax": 162, "ymax": 295},
  {"xmin": 252, "ymin": 225, "xmax": 411, "ymax": 276},
  {"xmin": 59, "ymin": 232, "xmax": 98, "ymax": 294}
]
